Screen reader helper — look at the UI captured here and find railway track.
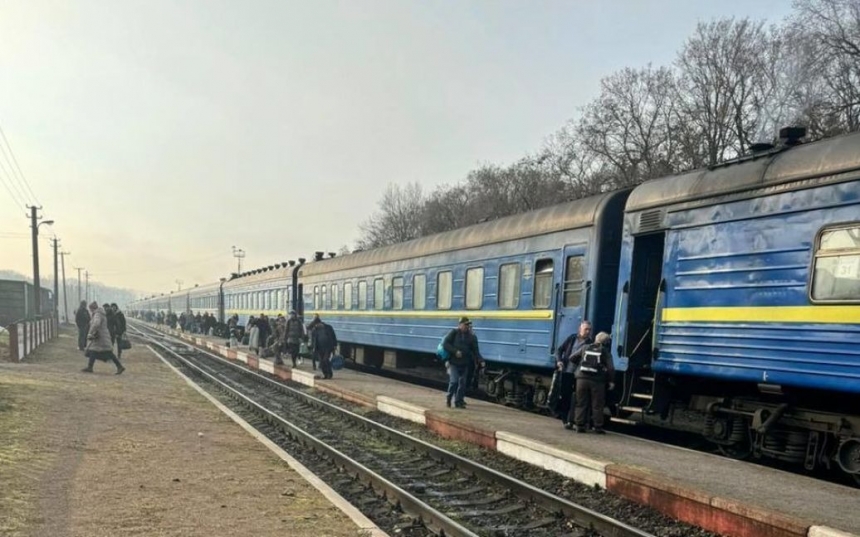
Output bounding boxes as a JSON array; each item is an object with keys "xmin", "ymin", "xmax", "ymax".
[{"xmin": 130, "ymin": 322, "xmax": 656, "ymax": 537}]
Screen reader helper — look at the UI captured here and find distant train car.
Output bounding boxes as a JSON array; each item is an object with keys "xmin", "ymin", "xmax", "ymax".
[
  {"xmin": 187, "ymin": 281, "xmax": 224, "ymax": 320},
  {"xmin": 298, "ymin": 190, "xmax": 629, "ymax": 407},
  {"xmin": 612, "ymin": 128, "xmax": 860, "ymax": 481},
  {"xmin": 222, "ymin": 261, "xmax": 302, "ymax": 327}
]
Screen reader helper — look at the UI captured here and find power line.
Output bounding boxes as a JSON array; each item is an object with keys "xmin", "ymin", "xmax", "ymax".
[
  {"xmin": 0, "ymin": 123, "xmax": 40, "ymax": 205},
  {"xmin": 0, "ymin": 159, "xmax": 27, "ymax": 208}
]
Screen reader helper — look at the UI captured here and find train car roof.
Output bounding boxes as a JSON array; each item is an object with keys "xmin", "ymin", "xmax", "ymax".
[
  {"xmin": 300, "ymin": 190, "xmax": 624, "ymax": 277},
  {"xmin": 626, "ymin": 130, "xmax": 860, "ymax": 213},
  {"xmin": 187, "ymin": 281, "xmax": 222, "ymax": 295},
  {"xmin": 223, "ymin": 265, "xmax": 293, "ymax": 288}
]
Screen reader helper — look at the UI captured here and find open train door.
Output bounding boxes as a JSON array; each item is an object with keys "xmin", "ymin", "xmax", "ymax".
[{"xmin": 551, "ymin": 243, "xmax": 588, "ymax": 352}]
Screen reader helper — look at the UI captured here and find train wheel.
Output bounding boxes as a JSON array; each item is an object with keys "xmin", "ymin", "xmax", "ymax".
[{"xmin": 717, "ymin": 441, "xmax": 752, "ymax": 460}]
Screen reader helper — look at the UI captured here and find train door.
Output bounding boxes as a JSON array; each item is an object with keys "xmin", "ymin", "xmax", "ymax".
[
  {"xmin": 552, "ymin": 244, "xmax": 588, "ymax": 351},
  {"xmin": 623, "ymin": 232, "xmax": 665, "ymax": 368}
]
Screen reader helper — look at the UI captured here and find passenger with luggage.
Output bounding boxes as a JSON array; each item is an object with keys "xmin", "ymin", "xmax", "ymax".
[
  {"xmin": 309, "ymin": 315, "xmax": 338, "ymax": 379},
  {"xmin": 82, "ymin": 301, "xmax": 125, "ymax": 375},
  {"xmin": 554, "ymin": 321, "xmax": 593, "ymax": 425},
  {"xmin": 75, "ymin": 300, "xmax": 90, "ymax": 351},
  {"xmin": 570, "ymin": 331, "xmax": 614, "ymax": 434},
  {"xmin": 441, "ymin": 317, "xmax": 484, "ymax": 409}
]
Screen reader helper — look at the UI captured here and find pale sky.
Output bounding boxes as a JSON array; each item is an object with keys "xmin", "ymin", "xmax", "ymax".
[{"xmin": 0, "ymin": 0, "xmax": 794, "ymax": 296}]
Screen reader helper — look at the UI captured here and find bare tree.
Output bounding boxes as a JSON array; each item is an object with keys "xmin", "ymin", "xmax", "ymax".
[
  {"xmin": 356, "ymin": 182, "xmax": 426, "ymax": 249},
  {"xmin": 676, "ymin": 18, "xmax": 775, "ymax": 165},
  {"xmin": 420, "ymin": 184, "xmax": 473, "ymax": 235},
  {"xmin": 577, "ymin": 65, "xmax": 680, "ymax": 187},
  {"xmin": 791, "ymin": 0, "xmax": 860, "ymax": 136}
]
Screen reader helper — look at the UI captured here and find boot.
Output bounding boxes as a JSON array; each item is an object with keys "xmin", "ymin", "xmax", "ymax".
[
  {"xmin": 81, "ymin": 367, "xmax": 93, "ymax": 373},
  {"xmin": 115, "ymin": 366, "xmax": 125, "ymax": 375}
]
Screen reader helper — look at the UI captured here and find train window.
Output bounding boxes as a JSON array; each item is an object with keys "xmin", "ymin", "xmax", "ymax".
[
  {"xmin": 322, "ymin": 285, "xmax": 328, "ymax": 310},
  {"xmin": 274, "ymin": 290, "xmax": 280, "ymax": 311},
  {"xmin": 374, "ymin": 279, "xmax": 384, "ymax": 310},
  {"xmin": 498, "ymin": 263, "xmax": 521, "ymax": 309},
  {"xmin": 413, "ymin": 274, "xmax": 426, "ymax": 310},
  {"xmin": 811, "ymin": 224, "xmax": 860, "ymax": 301},
  {"xmin": 563, "ymin": 255, "xmax": 585, "ymax": 307},
  {"xmin": 332, "ymin": 284, "xmax": 339, "ymax": 310},
  {"xmin": 533, "ymin": 259, "xmax": 554, "ymax": 308},
  {"xmin": 392, "ymin": 277, "xmax": 404, "ymax": 310},
  {"xmin": 344, "ymin": 282, "xmax": 353, "ymax": 310},
  {"xmin": 358, "ymin": 281, "xmax": 367, "ymax": 310},
  {"xmin": 465, "ymin": 268, "xmax": 484, "ymax": 309},
  {"xmin": 437, "ymin": 271, "xmax": 452, "ymax": 309}
]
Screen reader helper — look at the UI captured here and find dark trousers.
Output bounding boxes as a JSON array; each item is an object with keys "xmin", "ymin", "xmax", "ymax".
[
  {"xmin": 77, "ymin": 327, "xmax": 88, "ymax": 350},
  {"xmin": 555, "ymin": 372, "xmax": 575, "ymax": 421},
  {"xmin": 115, "ymin": 335, "xmax": 124, "ymax": 360},
  {"xmin": 86, "ymin": 351, "xmax": 122, "ymax": 371},
  {"xmin": 286, "ymin": 341, "xmax": 300, "ymax": 367},
  {"xmin": 573, "ymin": 377, "xmax": 606, "ymax": 428},
  {"xmin": 315, "ymin": 349, "xmax": 333, "ymax": 378}
]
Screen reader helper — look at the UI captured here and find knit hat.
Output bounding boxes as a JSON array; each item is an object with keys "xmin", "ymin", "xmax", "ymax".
[{"xmin": 458, "ymin": 316, "xmax": 471, "ymax": 325}]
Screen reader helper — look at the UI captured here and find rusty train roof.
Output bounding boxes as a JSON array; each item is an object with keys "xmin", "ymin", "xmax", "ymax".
[
  {"xmin": 626, "ymin": 130, "xmax": 860, "ymax": 213},
  {"xmin": 300, "ymin": 191, "xmax": 622, "ymax": 277}
]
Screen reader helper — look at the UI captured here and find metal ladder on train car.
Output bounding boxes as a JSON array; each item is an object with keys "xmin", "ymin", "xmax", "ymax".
[{"xmin": 611, "ymin": 369, "xmax": 655, "ymax": 425}]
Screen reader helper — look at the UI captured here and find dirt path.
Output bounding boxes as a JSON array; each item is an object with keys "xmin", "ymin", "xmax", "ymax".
[{"xmin": 0, "ymin": 329, "xmax": 362, "ymax": 537}]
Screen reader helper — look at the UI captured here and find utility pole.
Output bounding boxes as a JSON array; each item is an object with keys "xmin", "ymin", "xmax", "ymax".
[
  {"xmin": 74, "ymin": 267, "xmax": 84, "ymax": 304},
  {"xmin": 60, "ymin": 251, "xmax": 70, "ymax": 323},
  {"xmin": 85, "ymin": 270, "xmax": 90, "ymax": 303},
  {"xmin": 28, "ymin": 206, "xmax": 53, "ymax": 316},
  {"xmin": 176, "ymin": 279, "xmax": 183, "ymax": 291},
  {"xmin": 51, "ymin": 237, "xmax": 60, "ymax": 320},
  {"xmin": 232, "ymin": 246, "xmax": 245, "ymax": 273}
]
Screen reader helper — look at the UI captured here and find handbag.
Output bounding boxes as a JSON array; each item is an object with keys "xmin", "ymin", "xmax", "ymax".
[
  {"xmin": 299, "ymin": 341, "xmax": 310, "ymax": 357},
  {"xmin": 330, "ymin": 354, "xmax": 344, "ymax": 370},
  {"xmin": 119, "ymin": 335, "xmax": 132, "ymax": 350}
]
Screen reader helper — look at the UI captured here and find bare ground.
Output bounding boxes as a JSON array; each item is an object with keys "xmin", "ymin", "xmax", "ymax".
[{"xmin": 0, "ymin": 329, "xmax": 362, "ymax": 537}]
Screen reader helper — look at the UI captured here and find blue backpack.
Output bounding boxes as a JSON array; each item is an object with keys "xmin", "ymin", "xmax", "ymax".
[{"xmin": 436, "ymin": 333, "xmax": 451, "ymax": 361}]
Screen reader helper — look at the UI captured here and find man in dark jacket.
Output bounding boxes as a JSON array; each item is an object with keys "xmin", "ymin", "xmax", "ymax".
[
  {"xmin": 555, "ymin": 321, "xmax": 593, "ymax": 424},
  {"xmin": 442, "ymin": 316, "xmax": 484, "ymax": 409},
  {"xmin": 111, "ymin": 304, "xmax": 127, "ymax": 360},
  {"xmin": 104, "ymin": 303, "xmax": 117, "ymax": 343},
  {"xmin": 571, "ymin": 331, "xmax": 615, "ymax": 434},
  {"xmin": 310, "ymin": 316, "xmax": 337, "ymax": 379},
  {"xmin": 75, "ymin": 300, "xmax": 90, "ymax": 351}
]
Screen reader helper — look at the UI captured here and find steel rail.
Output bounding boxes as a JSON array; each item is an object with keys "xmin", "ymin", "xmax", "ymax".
[{"xmin": 130, "ymin": 322, "xmax": 656, "ymax": 537}]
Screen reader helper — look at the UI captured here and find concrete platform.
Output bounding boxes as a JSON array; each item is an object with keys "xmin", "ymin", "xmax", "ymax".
[
  {"xmin": 150, "ymin": 323, "xmax": 860, "ymax": 537},
  {"xmin": 0, "ymin": 327, "xmax": 383, "ymax": 537}
]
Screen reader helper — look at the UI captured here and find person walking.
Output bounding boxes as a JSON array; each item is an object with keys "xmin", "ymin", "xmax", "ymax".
[
  {"xmin": 441, "ymin": 317, "xmax": 484, "ymax": 409},
  {"xmin": 82, "ymin": 301, "xmax": 125, "ymax": 375},
  {"xmin": 571, "ymin": 332, "xmax": 615, "ymax": 434},
  {"xmin": 309, "ymin": 316, "xmax": 338, "ymax": 379},
  {"xmin": 111, "ymin": 303, "xmax": 127, "ymax": 360},
  {"xmin": 284, "ymin": 310, "xmax": 304, "ymax": 367},
  {"xmin": 555, "ymin": 321, "xmax": 593, "ymax": 426},
  {"xmin": 75, "ymin": 300, "xmax": 90, "ymax": 351}
]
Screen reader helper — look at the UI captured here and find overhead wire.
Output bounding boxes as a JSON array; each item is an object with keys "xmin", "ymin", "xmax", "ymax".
[
  {"xmin": 0, "ymin": 155, "xmax": 28, "ymax": 208},
  {"xmin": 0, "ymin": 123, "xmax": 40, "ymax": 206}
]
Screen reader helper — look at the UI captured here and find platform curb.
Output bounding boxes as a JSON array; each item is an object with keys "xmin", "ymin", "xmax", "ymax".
[
  {"xmin": 495, "ymin": 431, "xmax": 608, "ymax": 488},
  {"xmin": 606, "ymin": 464, "xmax": 813, "ymax": 537},
  {"xmin": 146, "ymin": 345, "xmax": 388, "ymax": 537},
  {"xmin": 425, "ymin": 411, "xmax": 497, "ymax": 450},
  {"xmin": 809, "ymin": 527, "xmax": 858, "ymax": 537},
  {"xmin": 377, "ymin": 396, "xmax": 426, "ymax": 425}
]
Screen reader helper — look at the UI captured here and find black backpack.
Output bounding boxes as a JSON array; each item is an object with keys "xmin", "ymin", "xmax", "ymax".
[{"xmin": 579, "ymin": 343, "xmax": 605, "ymax": 375}]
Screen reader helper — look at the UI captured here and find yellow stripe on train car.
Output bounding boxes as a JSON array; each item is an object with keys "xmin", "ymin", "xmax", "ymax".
[
  {"xmin": 225, "ymin": 309, "xmax": 554, "ymax": 321},
  {"xmin": 662, "ymin": 306, "xmax": 860, "ymax": 324}
]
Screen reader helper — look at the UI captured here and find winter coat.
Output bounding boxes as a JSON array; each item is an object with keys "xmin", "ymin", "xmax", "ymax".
[
  {"xmin": 75, "ymin": 307, "xmax": 90, "ymax": 330},
  {"xmin": 114, "ymin": 311, "xmax": 127, "ymax": 337},
  {"xmin": 285, "ymin": 317, "xmax": 304, "ymax": 343},
  {"xmin": 556, "ymin": 334, "xmax": 592, "ymax": 373},
  {"xmin": 442, "ymin": 328, "xmax": 482, "ymax": 368},
  {"xmin": 310, "ymin": 322, "xmax": 338, "ymax": 354},
  {"xmin": 86, "ymin": 307, "xmax": 114, "ymax": 352}
]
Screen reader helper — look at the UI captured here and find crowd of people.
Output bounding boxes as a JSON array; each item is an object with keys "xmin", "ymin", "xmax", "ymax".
[{"xmin": 74, "ymin": 300, "xmax": 128, "ymax": 375}]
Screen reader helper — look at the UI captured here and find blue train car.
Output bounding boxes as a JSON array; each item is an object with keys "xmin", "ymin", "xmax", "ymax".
[
  {"xmin": 222, "ymin": 261, "xmax": 302, "ymax": 327},
  {"xmin": 299, "ymin": 190, "xmax": 629, "ymax": 407},
  {"xmin": 612, "ymin": 129, "xmax": 860, "ymax": 479}
]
